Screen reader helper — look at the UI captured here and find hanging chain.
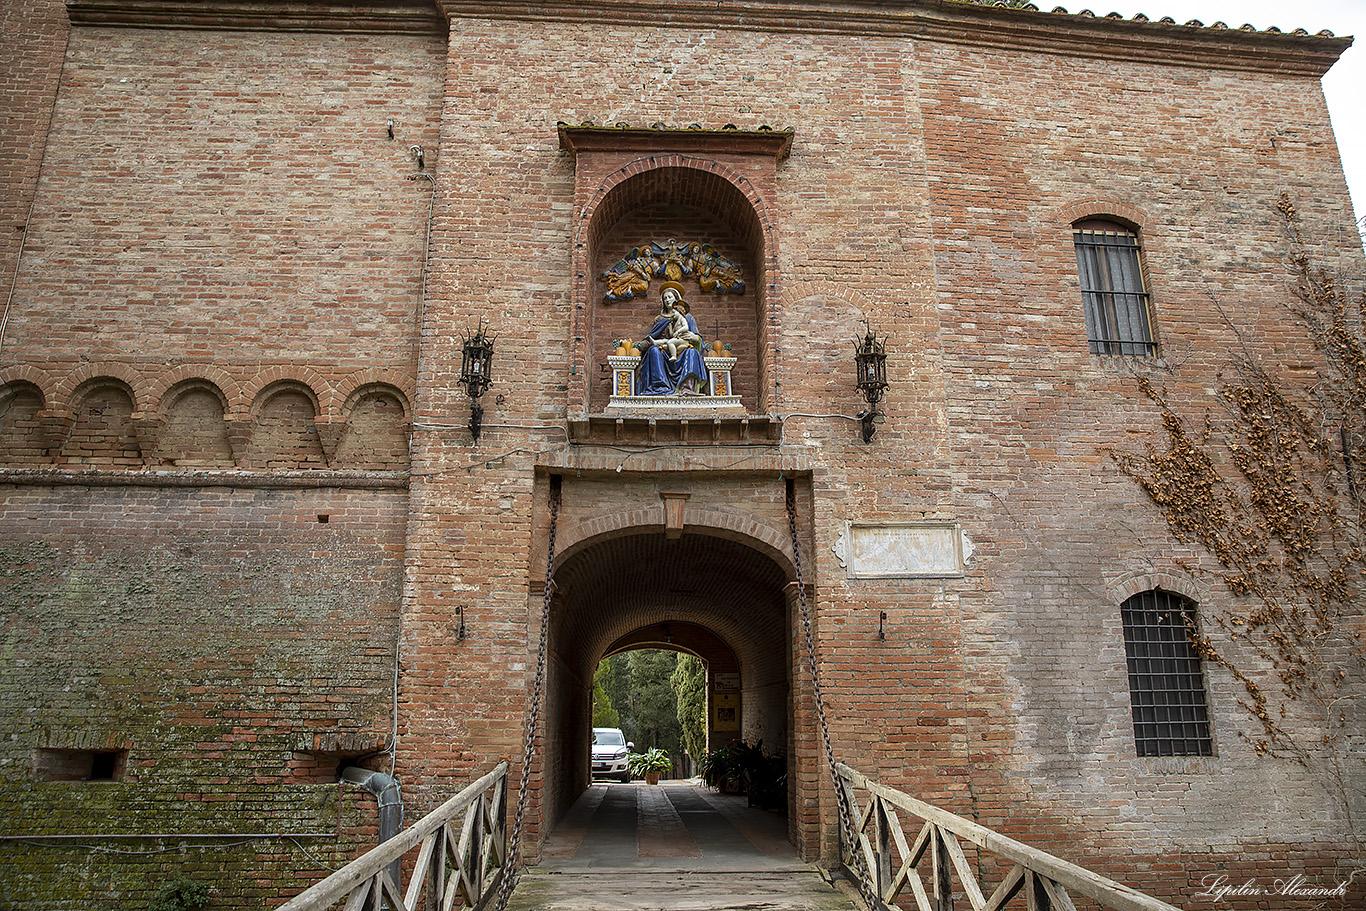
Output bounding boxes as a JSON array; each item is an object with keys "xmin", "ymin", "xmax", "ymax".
[
  {"xmin": 493, "ymin": 478, "xmax": 560, "ymax": 911},
  {"xmin": 787, "ymin": 484, "xmax": 879, "ymax": 911}
]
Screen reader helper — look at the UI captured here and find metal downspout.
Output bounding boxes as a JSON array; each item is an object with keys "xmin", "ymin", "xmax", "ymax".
[{"xmin": 340, "ymin": 767, "xmax": 403, "ymax": 891}]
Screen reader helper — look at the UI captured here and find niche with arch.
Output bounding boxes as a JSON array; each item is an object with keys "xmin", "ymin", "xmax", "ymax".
[
  {"xmin": 62, "ymin": 380, "xmax": 142, "ymax": 467},
  {"xmin": 246, "ymin": 383, "xmax": 326, "ymax": 470},
  {"xmin": 562, "ymin": 128, "xmax": 789, "ymax": 419},
  {"xmin": 156, "ymin": 381, "xmax": 234, "ymax": 468},
  {"xmin": 335, "ymin": 385, "xmax": 410, "ymax": 471},
  {"xmin": 591, "ymin": 191, "xmax": 761, "ymax": 412},
  {"xmin": 0, "ymin": 381, "xmax": 50, "ymax": 466}
]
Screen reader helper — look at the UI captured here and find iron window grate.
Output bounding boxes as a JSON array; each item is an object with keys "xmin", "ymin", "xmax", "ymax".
[
  {"xmin": 1120, "ymin": 590, "xmax": 1214, "ymax": 757},
  {"xmin": 1074, "ymin": 228, "xmax": 1157, "ymax": 357}
]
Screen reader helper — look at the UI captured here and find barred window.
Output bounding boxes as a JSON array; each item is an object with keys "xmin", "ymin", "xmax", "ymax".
[
  {"xmin": 1073, "ymin": 220, "xmax": 1156, "ymax": 356},
  {"xmin": 1120, "ymin": 590, "xmax": 1213, "ymax": 756}
]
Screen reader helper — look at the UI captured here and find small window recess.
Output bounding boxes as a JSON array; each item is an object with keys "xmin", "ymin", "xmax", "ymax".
[
  {"xmin": 1120, "ymin": 590, "xmax": 1215, "ymax": 757},
  {"xmin": 34, "ymin": 748, "xmax": 128, "ymax": 781}
]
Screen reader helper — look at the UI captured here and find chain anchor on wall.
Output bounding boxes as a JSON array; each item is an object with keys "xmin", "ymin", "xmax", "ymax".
[
  {"xmin": 786, "ymin": 479, "xmax": 878, "ymax": 910},
  {"xmin": 492, "ymin": 475, "xmax": 560, "ymax": 911}
]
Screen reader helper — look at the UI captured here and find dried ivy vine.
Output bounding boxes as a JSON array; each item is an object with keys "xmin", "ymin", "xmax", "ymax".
[{"xmin": 1110, "ymin": 196, "xmax": 1364, "ymax": 823}]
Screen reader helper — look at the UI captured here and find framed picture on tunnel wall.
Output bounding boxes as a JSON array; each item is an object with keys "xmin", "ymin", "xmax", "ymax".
[{"xmin": 713, "ymin": 693, "xmax": 739, "ymax": 732}]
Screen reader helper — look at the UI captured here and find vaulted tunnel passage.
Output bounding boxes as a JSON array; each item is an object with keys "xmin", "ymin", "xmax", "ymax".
[{"xmin": 540, "ymin": 528, "xmax": 799, "ymax": 848}]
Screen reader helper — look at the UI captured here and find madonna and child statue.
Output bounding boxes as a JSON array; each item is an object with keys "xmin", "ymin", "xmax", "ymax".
[
  {"xmin": 605, "ymin": 281, "xmax": 741, "ymax": 413},
  {"xmin": 638, "ymin": 282, "xmax": 707, "ymax": 395}
]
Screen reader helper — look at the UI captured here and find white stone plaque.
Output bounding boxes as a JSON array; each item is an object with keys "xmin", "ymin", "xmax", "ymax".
[{"xmin": 836, "ymin": 523, "xmax": 964, "ymax": 578}]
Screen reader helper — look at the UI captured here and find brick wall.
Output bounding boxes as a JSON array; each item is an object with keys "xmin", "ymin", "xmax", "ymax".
[
  {"xmin": 1, "ymin": 2, "xmax": 1362, "ymax": 908},
  {"xmin": 0, "ymin": 0, "xmax": 67, "ymax": 320},
  {"xmin": 1, "ymin": 22, "xmax": 444, "ymax": 400},
  {"xmin": 916, "ymin": 39, "xmax": 1361, "ymax": 887},
  {"xmin": 402, "ymin": 9, "xmax": 1362, "ymax": 904}
]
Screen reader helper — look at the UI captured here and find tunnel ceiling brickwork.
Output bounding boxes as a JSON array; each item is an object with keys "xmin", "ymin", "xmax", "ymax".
[
  {"xmin": 549, "ymin": 530, "xmax": 789, "ymax": 687},
  {"xmin": 603, "ymin": 621, "xmax": 739, "ymax": 675}
]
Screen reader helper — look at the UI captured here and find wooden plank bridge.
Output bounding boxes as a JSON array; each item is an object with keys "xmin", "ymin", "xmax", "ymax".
[{"xmin": 271, "ymin": 762, "xmax": 1185, "ymax": 911}]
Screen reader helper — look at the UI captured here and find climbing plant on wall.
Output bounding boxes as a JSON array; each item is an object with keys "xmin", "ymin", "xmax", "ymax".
[{"xmin": 1110, "ymin": 196, "xmax": 1364, "ymax": 834}]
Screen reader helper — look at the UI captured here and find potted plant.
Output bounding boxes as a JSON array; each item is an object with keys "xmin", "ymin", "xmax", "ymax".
[
  {"xmin": 626, "ymin": 747, "xmax": 671, "ymax": 785},
  {"xmin": 701, "ymin": 741, "xmax": 785, "ymax": 807},
  {"xmin": 733, "ymin": 740, "xmax": 786, "ymax": 810},
  {"xmin": 699, "ymin": 743, "xmax": 742, "ymax": 794}
]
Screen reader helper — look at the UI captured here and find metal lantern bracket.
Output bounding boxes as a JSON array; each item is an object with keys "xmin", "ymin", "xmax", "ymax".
[
  {"xmin": 854, "ymin": 319, "xmax": 889, "ymax": 444},
  {"xmin": 460, "ymin": 320, "xmax": 496, "ymax": 442}
]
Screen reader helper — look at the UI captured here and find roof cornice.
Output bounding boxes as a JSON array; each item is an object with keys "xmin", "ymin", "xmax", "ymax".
[
  {"xmin": 436, "ymin": 0, "xmax": 1351, "ymax": 77},
  {"xmin": 65, "ymin": 0, "xmax": 445, "ymax": 33},
  {"xmin": 61, "ymin": 0, "xmax": 1352, "ymax": 77}
]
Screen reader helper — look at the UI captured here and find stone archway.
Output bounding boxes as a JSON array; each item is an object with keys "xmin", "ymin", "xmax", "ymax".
[{"xmin": 536, "ymin": 518, "xmax": 809, "ymax": 857}]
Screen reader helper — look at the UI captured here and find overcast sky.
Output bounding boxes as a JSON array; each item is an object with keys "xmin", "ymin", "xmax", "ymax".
[{"xmin": 1052, "ymin": 0, "xmax": 1364, "ymax": 230}]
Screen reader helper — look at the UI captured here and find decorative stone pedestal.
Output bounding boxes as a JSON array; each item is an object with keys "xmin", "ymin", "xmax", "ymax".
[
  {"xmin": 608, "ymin": 355, "xmax": 639, "ymax": 398},
  {"xmin": 705, "ymin": 356, "xmax": 736, "ymax": 399},
  {"xmin": 606, "ymin": 355, "xmax": 744, "ymax": 413}
]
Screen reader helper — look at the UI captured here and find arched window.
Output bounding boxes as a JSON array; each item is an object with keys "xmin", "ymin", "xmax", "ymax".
[
  {"xmin": 1073, "ymin": 219, "xmax": 1155, "ymax": 356},
  {"xmin": 1120, "ymin": 590, "xmax": 1213, "ymax": 756}
]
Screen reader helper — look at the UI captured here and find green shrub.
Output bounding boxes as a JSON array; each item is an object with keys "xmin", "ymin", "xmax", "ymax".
[
  {"xmin": 700, "ymin": 740, "xmax": 786, "ymax": 809},
  {"xmin": 150, "ymin": 874, "xmax": 210, "ymax": 911},
  {"xmin": 698, "ymin": 743, "xmax": 741, "ymax": 790}
]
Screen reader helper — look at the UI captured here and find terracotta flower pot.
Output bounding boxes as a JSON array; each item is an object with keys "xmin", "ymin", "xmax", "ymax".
[{"xmin": 644, "ymin": 771, "xmax": 662, "ymax": 785}]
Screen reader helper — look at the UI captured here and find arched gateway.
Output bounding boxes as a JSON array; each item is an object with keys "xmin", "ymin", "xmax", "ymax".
[
  {"xmin": 524, "ymin": 474, "xmax": 822, "ymax": 861},
  {"xmin": 484, "ymin": 132, "xmax": 826, "ymax": 858}
]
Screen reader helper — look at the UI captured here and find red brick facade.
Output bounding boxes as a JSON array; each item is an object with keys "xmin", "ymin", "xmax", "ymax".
[{"xmin": 1, "ymin": 0, "xmax": 1361, "ymax": 907}]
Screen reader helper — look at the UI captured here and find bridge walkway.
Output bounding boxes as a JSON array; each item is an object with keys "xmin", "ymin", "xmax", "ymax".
[{"xmin": 503, "ymin": 781, "xmax": 861, "ymax": 911}]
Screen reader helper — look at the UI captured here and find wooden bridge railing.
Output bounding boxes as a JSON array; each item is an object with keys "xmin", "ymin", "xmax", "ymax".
[
  {"xmin": 835, "ymin": 763, "xmax": 1183, "ymax": 911},
  {"xmin": 275, "ymin": 761, "xmax": 509, "ymax": 911}
]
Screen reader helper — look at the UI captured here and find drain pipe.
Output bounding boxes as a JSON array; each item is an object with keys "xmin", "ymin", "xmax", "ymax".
[{"xmin": 341, "ymin": 766, "xmax": 403, "ymax": 891}]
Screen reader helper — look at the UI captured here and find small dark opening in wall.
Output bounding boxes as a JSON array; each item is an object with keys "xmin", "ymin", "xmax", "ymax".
[
  {"xmin": 90, "ymin": 751, "xmax": 119, "ymax": 780},
  {"xmin": 317, "ymin": 514, "xmax": 330, "ymax": 523},
  {"xmin": 34, "ymin": 748, "xmax": 127, "ymax": 781}
]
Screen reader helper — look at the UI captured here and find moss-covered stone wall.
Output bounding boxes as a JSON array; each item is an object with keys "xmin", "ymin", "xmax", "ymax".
[{"xmin": 0, "ymin": 482, "xmax": 406, "ymax": 908}]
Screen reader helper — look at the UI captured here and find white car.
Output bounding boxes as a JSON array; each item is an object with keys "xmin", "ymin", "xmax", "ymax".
[{"xmin": 591, "ymin": 728, "xmax": 633, "ymax": 782}]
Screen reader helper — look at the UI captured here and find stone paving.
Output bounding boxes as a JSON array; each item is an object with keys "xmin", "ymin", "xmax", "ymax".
[{"xmin": 505, "ymin": 781, "xmax": 862, "ymax": 911}]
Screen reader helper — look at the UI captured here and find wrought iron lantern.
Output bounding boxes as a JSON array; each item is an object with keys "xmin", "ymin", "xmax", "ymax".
[
  {"xmin": 854, "ymin": 320, "xmax": 888, "ymax": 443},
  {"xmin": 460, "ymin": 320, "xmax": 495, "ymax": 442}
]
